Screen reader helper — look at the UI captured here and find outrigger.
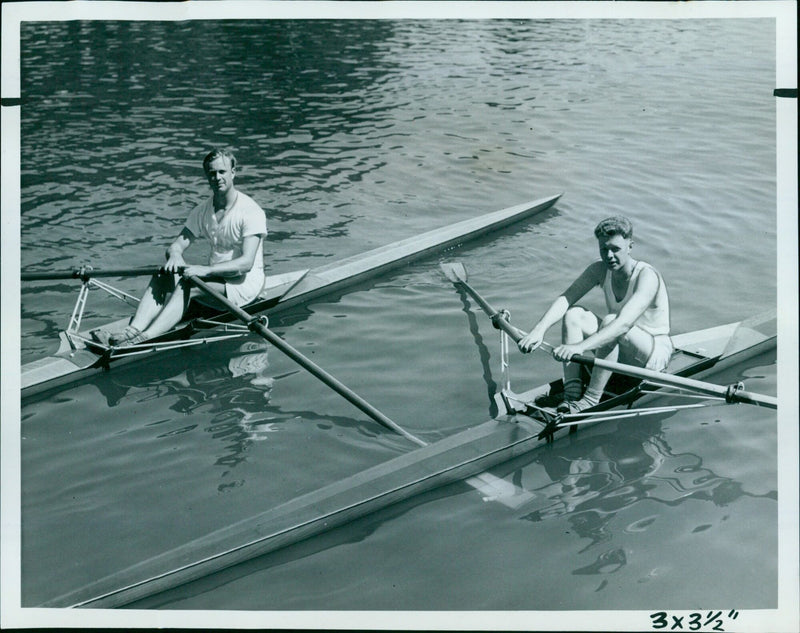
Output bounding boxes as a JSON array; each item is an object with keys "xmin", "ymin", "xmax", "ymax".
[
  {"xmin": 21, "ymin": 194, "xmax": 562, "ymax": 398},
  {"xmin": 37, "ymin": 261, "xmax": 777, "ymax": 608}
]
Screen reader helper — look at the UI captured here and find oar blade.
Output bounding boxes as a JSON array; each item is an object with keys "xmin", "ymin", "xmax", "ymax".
[{"xmin": 440, "ymin": 261, "xmax": 468, "ymax": 284}]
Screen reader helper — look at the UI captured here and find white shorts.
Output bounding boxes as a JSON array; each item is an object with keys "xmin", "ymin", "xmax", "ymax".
[
  {"xmin": 224, "ymin": 272, "xmax": 264, "ymax": 306},
  {"xmin": 619, "ymin": 327, "xmax": 673, "ymax": 371}
]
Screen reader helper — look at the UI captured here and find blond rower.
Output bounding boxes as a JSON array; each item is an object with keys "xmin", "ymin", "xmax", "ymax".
[{"xmin": 517, "ymin": 216, "xmax": 672, "ymax": 414}]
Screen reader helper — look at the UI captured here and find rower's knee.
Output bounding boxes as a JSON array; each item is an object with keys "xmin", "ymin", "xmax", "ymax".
[
  {"xmin": 563, "ymin": 306, "xmax": 589, "ymax": 330},
  {"xmin": 563, "ymin": 306, "xmax": 600, "ymax": 340}
]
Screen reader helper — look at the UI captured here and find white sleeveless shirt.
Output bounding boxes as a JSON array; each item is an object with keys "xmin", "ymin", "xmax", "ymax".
[{"xmin": 601, "ymin": 260, "xmax": 670, "ymax": 336}]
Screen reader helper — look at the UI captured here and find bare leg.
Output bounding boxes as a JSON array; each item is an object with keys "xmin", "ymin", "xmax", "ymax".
[
  {"xmin": 138, "ymin": 278, "xmax": 227, "ymax": 340},
  {"xmin": 128, "ymin": 272, "xmax": 180, "ymax": 333},
  {"xmin": 564, "ymin": 315, "xmax": 654, "ymax": 412},
  {"xmin": 580, "ymin": 340, "xmax": 618, "ymax": 401},
  {"xmin": 561, "ymin": 307, "xmax": 600, "ymax": 400}
]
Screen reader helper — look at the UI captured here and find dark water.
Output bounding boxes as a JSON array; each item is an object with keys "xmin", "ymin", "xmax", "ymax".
[{"xmin": 13, "ymin": 14, "xmax": 791, "ymax": 627}]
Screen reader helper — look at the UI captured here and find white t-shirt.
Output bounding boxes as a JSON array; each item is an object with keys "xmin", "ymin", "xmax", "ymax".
[{"xmin": 184, "ymin": 192, "xmax": 267, "ymax": 305}]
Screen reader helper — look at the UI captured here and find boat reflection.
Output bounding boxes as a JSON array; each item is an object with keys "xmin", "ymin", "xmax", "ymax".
[
  {"xmin": 85, "ymin": 337, "xmax": 394, "ymax": 489},
  {"xmin": 82, "ymin": 339, "xmax": 269, "ymax": 398},
  {"xmin": 502, "ymin": 410, "xmax": 776, "ymax": 576}
]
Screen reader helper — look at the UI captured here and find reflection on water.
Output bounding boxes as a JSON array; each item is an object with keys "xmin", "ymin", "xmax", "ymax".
[
  {"xmin": 83, "ymin": 336, "xmax": 395, "ymax": 486},
  {"xmin": 513, "ymin": 411, "xmax": 776, "ymax": 576},
  {"xmin": 165, "ymin": 348, "xmax": 280, "ymax": 484},
  {"xmin": 99, "ymin": 341, "xmax": 278, "ymax": 484},
  {"xmin": 448, "ymin": 282, "xmax": 502, "ymax": 418}
]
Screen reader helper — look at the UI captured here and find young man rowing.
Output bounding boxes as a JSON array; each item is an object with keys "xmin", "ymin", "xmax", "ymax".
[
  {"xmin": 517, "ymin": 216, "xmax": 672, "ymax": 414},
  {"xmin": 93, "ymin": 148, "xmax": 267, "ymax": 346}
]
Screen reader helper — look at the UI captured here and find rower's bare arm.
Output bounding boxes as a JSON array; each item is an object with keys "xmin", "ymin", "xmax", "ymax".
[
  {"xmin": 518, "ymin": 262, "xmax": 603, "ymax": 352},
  {"xmin": 518, "ymin": 296, "xmax": 568, "ymax": 352},
  {"xmin": 164, "ymin": 228, "xmax": 194, "ymax": 272},
  {"xmin": 579, "ymin": 267, "xmax": 659, "ymax": 353},
  {"xmin": 561, "ymin": 261, "xmax": 605, "ymax": 307}
]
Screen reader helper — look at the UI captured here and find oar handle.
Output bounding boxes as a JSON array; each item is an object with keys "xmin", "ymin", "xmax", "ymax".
[
  {"xmin": 187, "ymin": 275, "xmax": 427, "ymax": 446},
  {"xmin": 22, "ymin": 265, "xmax": 182, "ymax": 281}
]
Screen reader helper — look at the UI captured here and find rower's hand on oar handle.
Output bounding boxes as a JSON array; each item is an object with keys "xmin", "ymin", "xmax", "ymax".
[
  {"xmin": 517, "ymin": 329, "xmax": 543, "ymax": 353},
  {"xmin": 551, "ymin": 343, "xmax": 586, "ymax": 362},
  {"xmin": 162, "ymin": 253, "xmax": 187, "ymax": 275},
  {"xmin": 489, "ymin": 309, "xmax": 509, "ymax": 329},
  {"xmin": 182, "ymin": 264, "xmax": 212, "ymax": 277}
]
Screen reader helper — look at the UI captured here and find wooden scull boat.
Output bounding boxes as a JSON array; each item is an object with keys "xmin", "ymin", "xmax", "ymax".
[
  {"xmin": 39, "ymin": 294, "xmax": 777, "ymax": 608},
  {"xmin": 21, "ymin": 194, "xmax": 562, "ymax": 398}
]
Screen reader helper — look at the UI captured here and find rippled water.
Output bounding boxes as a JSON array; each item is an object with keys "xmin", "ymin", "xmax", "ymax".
[{"xmin": 16, "ymin": 14, "xmax": 785, "ymax": 622}]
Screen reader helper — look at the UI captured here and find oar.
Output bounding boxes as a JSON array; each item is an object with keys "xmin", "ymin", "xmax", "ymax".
[
  {"xmin": 552, "ymin": 343, "xmax": 777, "ymax": 408},
  {"xmin": 441, "ymin": 262, "xmax": 529, "ymax": 342},
  {"xmin": 440, "ymin": 262, "xmax": 778, "ymax": 410},
  {"xmin": 21, "ymin": 265, "xmax": 181, "ymax": 281},
  {"xmin": 187, "ymin": 275, "xmax": 426, "ymax": 446}
]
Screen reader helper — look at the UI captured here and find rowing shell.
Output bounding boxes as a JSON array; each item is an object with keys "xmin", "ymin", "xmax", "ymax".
[
  {"xmin": 21, "ymin": 194, "xmax": 561, "ymax": 397},
  {"xmin": 39, "ymin": 314, "xmax": 776, "ymax": 608}
]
